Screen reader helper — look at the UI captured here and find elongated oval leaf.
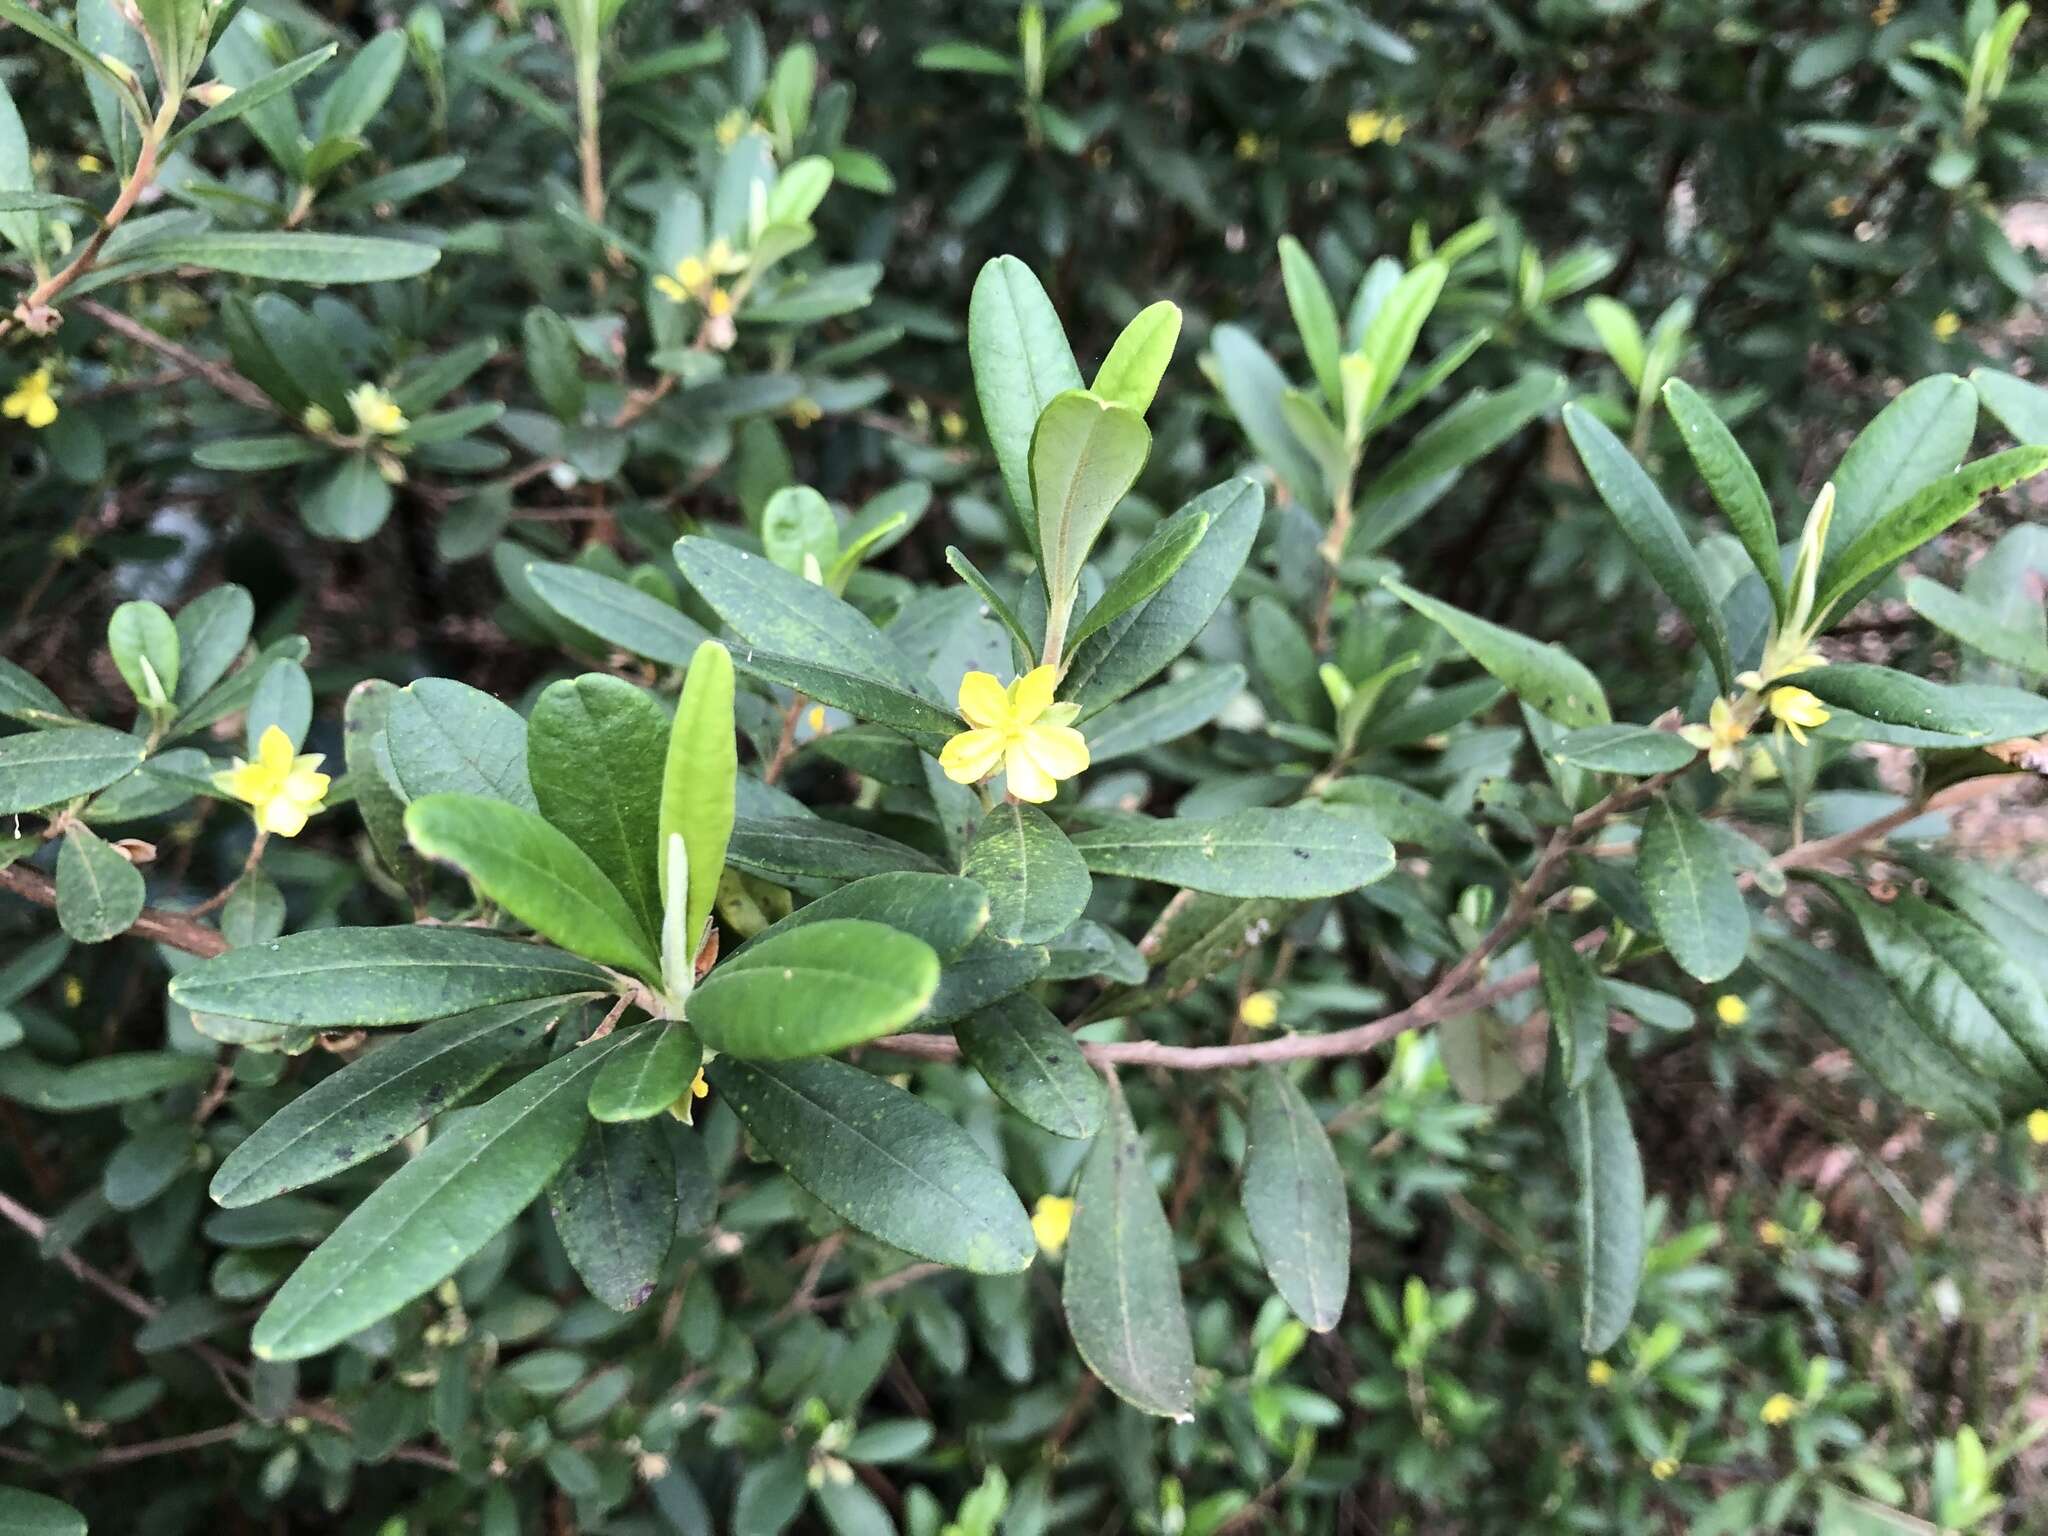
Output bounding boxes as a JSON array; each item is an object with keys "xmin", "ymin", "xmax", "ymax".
[
  {"xmin": 969, "ymin": 255, "xmax": 1083, "ymax": 547},
  {"xmin": 1384, "ymin": 578, "xmax": 1610, "ymax": 727},
  {"xmin": 1638, "ymin": 799, "xmax": 1748, "ymax": 983},
  {"xmin": 130, "ymin": 231, "xmax": 439, "ymax": 282},
  {"xmin": 210, "ymin": 998, "xmax": 567, "ymax": 1207},
  {"xmin": 384, "ymin": 678, "xmax": 536, "ymax": 811},
  {"xmin": 1064, "ymin": 1086, "xmax": 1195, "ymax": 1419},
  {"xmin": 1278, "ymin": 236, "xmax": 1343, "ymax": 409},
  {"xmin": 1242, "ymin": 1068, "xmax": 1349, "ymax": 1332},
  {"xmin": 708, "ymin": 1055, "xmax": 1034, "ymax": 1273},
  {"xmin": 169, "ymin": 927, "xmax": 614, "ymax": 1027},
  {"xmin": 1032, "ymin": 389, "xmax": 1152, "ymax": 614},
  {"xmin": 1065, "ymin": 510, "xmax": 1211, "ymax": 655},
  {"xmin": 1550, "ymin": 724, "xmax": 1699, "ymax": 776},
  {"xmin": 732, "ymin": 648, "xmax": 960, "ymax": 741},
  {"xmin": 954, "ymin": 994, "xmax": 1104, "ymax": 1139},
  {"xmin": 688, "ymin": 919, "xmax": 938, "ymax": 1059},
  {"xmin": 661, "ymin": 641, "xmax": 738, "ymax": 953},
  {"xmin": 251, "ymin": 1036, "xmax": 626, "ymax": 1360},
  {"xmin": 588, "ymin": 1020, "xmax": 700, "ymax": 1122},
  {"xmin": 0, "ymin": 1488, "xmax": 86, "ymax": 1536},
  {"xmin": 1085, "ymin": 664, "xmax": 1244, "ymax": 764},
  {"xmin": 1662, "ymin": 379, "xmax": 1786, "ymax": 619},
  {"xmin": 964, "ymin": 802, "xmax": 1092, "ymax": 945},
  {"xmin": 530, "ymin": 675, "xmax": 667, "ymax": 943},
  {"xmin": 406, "ymin": 794, "xmax": 660, "ymax": 979},
  {"xmin": 1825, "ymin": 373, "xmax": 1976, "ymax": 563},
  {"xmin": 0, "ymin": 725, "xmax": 146, "ymax": 813},
  {"xmin": 743, "ymin": 872, "xmax": 989, "ymax": 962},
  {"xmin": 1209, "ymin": 324, "xmax": 1325, "ymax": 514},
  {"xmin": 724, "ymin": 816, "xmax": 945, "ymax": 882},
  {"xmin": 1091, "ymin": 299, "xmax": 1181, "ymax": 415},
  {"xmin": 1558, "ymin": 1062, "xmax": 1644, "ymax": 1353},
  {"xmin": 1068, "ymin": 807, "xmax": 1392, "ymax": 899},
  {"xmin": 54, "ymin": 824, "xmax": 144, "ymax": 944},
  {"xmin": 548, "ymin": 1117, "xmax": 677, "ymax": 1311},
  {"xmin": 1904, "ymin": 577, "xmax": 2048, "ymax": 672},
  {"xmin": 526, "ymin": 562, "xmax": 712, "ymax": 666},
  {"xmin": 1799, "ymin": 664, "xmax": 2048, "ymax": 742},
  {"xmin": 1533, "ymin": 919, "xmax": 1608, "ymax": 1091}
]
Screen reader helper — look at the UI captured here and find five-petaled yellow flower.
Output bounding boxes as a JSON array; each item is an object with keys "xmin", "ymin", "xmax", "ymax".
[
  {"xmin": 347, "ymin": 383, "xmax": 407, "ymax": 437},
  {"xmin": 1932, "ymin": 310, "xmax": 1962, "ymax": 341},
  {"xmin": 1240, "ymin": 990, "xmax": 1281, "ymax": 1029},
  {"xmin": 654, "ymin": 239, "xmax": 746, "ymax": 305},
  {"xmin": 1586, "ymin": 1359, "xmax": 1614, "ymax": 1387},
  {"xmin": 669, "ymin": 1068, "xmax": 711, "ymax": 1122},
  {"xmin": 1031, "ymin": 1195, "xmax": 1075, "ymax": 1256},
  {"xmin": 940, "ymin": 666, "xmax": 1089, "ymax": 804},
  {"xmin": 1650, "ymin": 1457, "xmax": 1678, "ymax": 1481},
  {"xmin": 1347, "ymin": 109, "xmax": 1407, "ymax": 146},
  {"xmin": 1679, "ymin": 696, "xmax": 1749, "ymax": 772},
  {"xmin": 1766, "ymin": 686, "xmax": 1829, "ymax": 745},
  {"xmin": 1715, "ymin": 994, "xmax": 1750, "ymax": 1027},
  {"xmin": 215, "ymin": 724, "xmax": 331, "ymax": 837},
  {"xmin": 4, "ymin": 366, "xmax": 59, "ymax": 429},
  {"xmin": 2028, "ymin": 1109, "xmax": 2048, "ymax": 1144},
  {"xmin": 1760, "ymin": 1392, "xmax": 1800, "ymax": 1426}
]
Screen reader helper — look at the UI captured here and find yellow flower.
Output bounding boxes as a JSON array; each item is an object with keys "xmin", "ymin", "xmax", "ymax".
[
  {"xmin": 806, "ymin": 705, "xmax": 827, "ymax": 733},
  {"xmin": 1679, "ymin": 696, "xmax": 1749, "ymax": 772},
  {"xmin": 939, "ymin": 409, "xmax": 966, "ymax": 441},
  {"xmin": 715, "ymin": 109, "xmax": 749, "ymax": 147},
  {"xmin": 1348, "ymin": 110, "xmax": 1385, "ymax": 146},
  {"xmin": 666, "ymin": 1067, "xmax": 711, "ymax": 1123},
  {"xmin": 1235, "ymin": 130, "xmax": 1264, "ymax": 161},
  {"xmin": 939, "ymin": 666, "xmax": 1090, "ymax": 804},
  {"xmin": 4, "ymin": 366, "xmax": 59, "ymax": 429},
  {"xmin": 1828, "ymin": 194, "xmax": 1855, "ymax": 218},
  {"xmin": 1931, "ymin": 310, "xmax": 1962, "ymax": 341},
  {"xmin": 1766, "ymin": 686, "xmax": 1829, "ymax": 745},
  {"xmin": 75, "ymin": 153, "xmax": 104, "ymax": 174},
  {"xmin": 1651, "ymin": 1457, "xmax": 1678, "ymax": 1481},
  {"xmin": 215, "ymin": 724, "xmax": 331, "ymax": 837},
  {"xmin": 1240, "ymin": 990, "xmax": 1281, "ymax": 1029},
  {"xmin": 654, "ymin": 254, "xmax": 709, "ymax": 303},
  {"xmin": 1383, "ymin": 114, "xmax": 1407, "ymax": 144},
  {"xmin": 1031, "ymin": 1195, "xmax": 1075, "ymax": 1256},
  {"xmin": 788, "ymin": 396, "xmax": 821, "ymax": 427},
  {"xmin": 62, "ymin": 975, "xmax": 83, "ymax": 1008},
  {"xmin": 1586, "ymin": 1359, "xmax": 1614, "ymax": 1387},
  {"xmin": 2027, "ymin": 1109, "xmax": 2048, "ymax": 1144},
  {"xmin": 1758, "ymin": 1219, "xmax": 1786, "ymax": 1246},
  {"xmin": 705, "ymin": 287, "xmax": 735, "ymax": 318},
  {"xmin": 346, "ymin": 383, "xmax": 407, "ymax": 437},
  {"xmin": 1715, "ymin": 994, "xmax": 1750, "ymax": 1027},
  {"xmin": 303, "ymin": 404, "xmax": 335, "ymax": 434},
  {"xmin": 1760, "ymin": 1392, "xmax": 1800, "ymax": 1426}
]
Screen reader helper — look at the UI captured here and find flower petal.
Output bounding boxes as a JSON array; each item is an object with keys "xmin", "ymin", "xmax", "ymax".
[
  {"xmin": 1009, "ymin": 665, "xmax": 1058, "ymax": 726},
  {"xmin": 940, "ymin": 728, "xmax": 1004, "ymax": 784},
  {"xmin": 260, "ymin": 798, "xmax": 310, "ymax": 837},
  {"xmin": 1022, "ymin": 723, "xmax": 1089, "ymax": 781},
  {"xmin": 1003, "ymin": 743, "xmax": 1058, "ymax": 803},
  {"xmin": 256, "ymin": 724, "xmax": 295, "ymax": 770},
  {"xmin": 956, "ymin": 672, "xmax": 1010, "ymax": 730}
]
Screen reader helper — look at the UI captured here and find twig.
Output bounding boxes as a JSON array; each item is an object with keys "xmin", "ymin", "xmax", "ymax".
[
  {"xmin": 0, "ymin": 864, "xmax": 227, "ymax": 956},
  {"xmin": 77, "ymin": 301, "xmax": 280, "ymax": 415}
]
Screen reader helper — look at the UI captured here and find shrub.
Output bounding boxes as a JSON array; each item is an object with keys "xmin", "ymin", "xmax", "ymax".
[{"xmin": 2, "ymin": 2, "xmax": 2046, "ymax": 1532}]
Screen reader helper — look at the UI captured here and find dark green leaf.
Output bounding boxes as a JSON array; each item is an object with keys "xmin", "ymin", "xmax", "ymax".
[
  {"xmin": 1068, "ymin": 807, "xmax": 1392, "ymax": 899},
  {"xmin": 526, "ymin": 562, "xmax": 712, "ymax": 666},
  {"xmin": 1550, "ymin": 724, "xmax": 1699, "ymax": 775},
  {"xmin": 530, "ymin": 675, "xmax": 666, "ymax": 944},
  {"xmin": 725, "ymin": 816, "xmax": 945, "ymax": 882},
  {"xmin": 954, "ymin": 994, "xmax": 1104, "ymax": 1139},
  {"xmin": 1662, "ymin": 379, "xmax": 1786, "ymax": 619},
  {"xmin": 745, "ymin": 872, "xmax": 990, "ymax": 963},
  {"xmin": 588, "ymin": 1022, "xmax": 700, "ymax": 1122},
  {"xmin": 1384, "ymin": 578, "xmax": 1610, "ymax": 727},
  {"xmin": 548, "ymin": 1118, "xmax": 677, "ymax": 1311},
  {"xmin": 1242, "ymin": 1068, "xmax": 1349, "ymax": 1332},
  {"xmin": 55, "ymin": 823, "xmax": 144, "ymax": 944},
  {"xmin": 384, "ymin": 679, "xmax": 537, "ymax": 811},
  {"xmin": 688, "ymin": 920, "xmax": 938, "ymax": 1059},
  {"xmin": 969, "ymin": 256, "xmax": 1082, "ymax": 548},
  {"xmin": 1800, "ymin": 664, "xmax": 2048, "ymax": 743},
  {"xmin": 964, "ymin": 802, "xmax": 1091, "ymax": 945},
  {"xmin": 1558, "ymin": 1063, "xmax": 1644, "ymax": 1353},
  {"xmin": 1533, "ymin": 920, "xmax": 1607, "ymax": 1091},
  {"xmin": 1638, "ymin": 800, "xmax": 1748, "ymax": 982},
  {"xmin": 0, "ymin": 725, "xmax": 146, "ymax": 813}
]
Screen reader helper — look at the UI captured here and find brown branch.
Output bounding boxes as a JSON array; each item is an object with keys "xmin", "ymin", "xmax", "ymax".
[
  {"xmin": 1, "ymin": 863, "xmax": 227, "ymax": 956},
  {"xmin": 78, "ymin": 300, "xmax": 280, "ymax": 415}
]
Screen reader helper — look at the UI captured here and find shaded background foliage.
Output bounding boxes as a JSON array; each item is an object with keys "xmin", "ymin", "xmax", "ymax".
[{"xmin": 3, "ymin": 1, "xmax": 2048, "ymax": 1533}]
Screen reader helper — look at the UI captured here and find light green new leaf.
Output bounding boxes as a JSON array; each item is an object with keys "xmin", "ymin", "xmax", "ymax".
[
  {"xmin": 548, "ymin": 1118, "xmax": 677, "ymax": 1311},
  {"xmin": 1069, "ymin": 807, "xmax": 1391, "ymax": 900},
  {"xmin": 708, "ymin": 1055, "xmax": 1034, "ymax": 1272},
  {"xmin": 251, "ymin": 1035, "xmax": 627, "ymax": 1360},
  {"xmin": 1583, "ymin": 297, "xmax": 1645, "ymax": 387},
  {"xmin": 1064, "ymin": 1085, "xmax": 1195, "ymax": 1419},
  {"xmin": 530, "ymin": 675, "xmax": 666, "ymax": 945},
  {"xmin": 1091, "ymin": 299, "xmax": 1181, "ymax": 415},
  {"xmin": 1662, "ymin": 380, "xmax": 1786, "ymax": 620},
  {"xmin": 1551, "ymin": 724, "xmax": 1700, "ymax": 776},
  {"xmin": 1904, "ymin": 577, "xmax": 2048, "ymax": 672},
  {"xmin": 688, "ymin": 919, "xmax": 938, "ymax": 1059},
  {"xmin": 1383, "ymin": 578, "xmax": 1611, "ymax": 726},
  {"xmin": 1972, "ymin": 367, "xmax": 2048, "ymax": 444},
  {"xmin": 1638, "ymin": 799, "xmax": 1748, "ymax": 982},
  {"xmin": 1242, "ymin": 1068, "xmax": 1350, "ymax": 1332},
  {"xmin": 587, "ymin": 1021, "xmax": 700, "ymax": 1122},
  {"xmin": 210, "ymin": 998, "xmax": 567, "ymax": 1207},
  {"xmin": 954, "ymin": 994, "xmax": 1104, "ymax": 1140},
  {"xmin": 0, "ymin": 725, "xmax": 147, "ymax": 815},
  {"xmin": 1278, "ymin": 236, "xmax": 1344, "ymax": 410},
  {"xmin": 1357, "ymin": 259, "xmax": 1447, "ymax": 423},
  {"xmin": 1032, "ymin": 389, "xmax": 1152, "ymax": 613},
  {"xmin": 1824, "ymin": 373, "xmax": 1977, "ymax": 564},
  {"xmin": 107, "ymin": 599, "xmax": 179, "ymax": 708},
  {"xmin": 168, "ymin": 927, "xmax": 613, "ymax": 1027},
  {"xmin": 54, "ymin": 825, "xmax": 144, "ymax": 944},
  {"xmin": 965, "ymin": 802, "xmax": 1092, "ymax": 945},
  {"xmin": 406, "ymin": 794, "xmax": 660, "ymax": 980},
  {"xmin": 1564, "ymin": 404, "xmax": 1732, "ymax": 689},
  {"xmin": 969, "ymin": 255, "xmax": 1083, "ymax": 548},
  {"xmin": 1559, "ymin": 1062, "xmax": 1645, "ymax": 1353},
  {"xmin": 1065, "ymin": 510, "xmax": 1210, "ymax": 654},
  {"xmin": 660, "ymin": 641, "xmax": 737, "ymax": 955}
]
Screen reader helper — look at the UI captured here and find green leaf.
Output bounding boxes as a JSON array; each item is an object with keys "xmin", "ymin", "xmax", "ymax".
[
  {"xmin": 708, "ymin": 1056, "xmax": 1034, "ymax": 1273},
  {"xmin": 1558, "ymin": 1062, "xmax": 1645, "ymax": 1353},
  {"xmin": 964, "ymin": 802, "xmax": 1091, "ymax": 945},
  {"xmin": 660, "ymin": 641, "xmax": 738, "ymax": 958},
  {"xmin": 0, "ymin": 659, "xmax": 71, "ymax": 726},
  {"xmin": 1090, "ymin": 299, "xmax": 1181, "ymax": 415},
  {"xmin": 969, "ymin": 256, "xmax": 1083, "ymax": 549},
  {"xmin": 1825, "ymin": 374, "xmax": 1977, "ymax": 567},
  {"xmin": 169, "ymin": 927, "xmax": 613, "ymax": 1028},
  {"xmin": 1357, "ymin": 372, "xmax": 1568, "ymax": 551},
  {"xmin": 1069, "ymin": 808, "xmax": 1392, "ymax": 899},
  {"xmin": 0, "ymin": 0, "xmax": 143, "ymax": 109},
  {"xmin": 122, "ymin": 231, "xmax": 440, "ymax": 282},
  {"xmin": 1384, "ymin": 578, "xmax": 1610, "ymax": 727},
  {"xmin": 942, "ymin": 547, "xmax": 1035, "ymax": 663},
  {"xmin": 725, "ymin": 817, "xmax": 945, "ymax": 882},
  {"xmin": 526, "ymin": 562, "xmax": 712, "ymax": 666},
  {"xmin": 107, "ymin": 599, "xmax": 179, "ymax": 707},
  {"xmin": 917, "ymin": 41, "xmax": 1020, "ymax": 73},
  {"xmin": 1085, "ymin": 664, "xmax": 1245, "ymax": 764},
  {"xmin": 1753, "ymin": 933, "xmax": 2001, "ymax": 1128},
  {"xmin": 0, "ymin": 1051, "xmax": 211, "ymax": 1112},
  {"xmin": 1032, "ymin": 389, "xmax": 1152, "ymax": 615},
  {"xmin": 1638, "ymin": 799, "xmax": 1748, "ymax": 983},
  {"xmin": 731, "ymin": 649, "xmax": 959, "ymax": 743},
  {"xmin": 1063, "ymin": 478, "xmax": 1263, "ymax": 715},
  {"xmin": 1242, "ymin": 1068, "xmax": 1349, "ymax": 1332},
  {"xmin": 1895, "ymin": 851, "xmax": 2048, "ymax": 990},
  {"xmin": 313, "ymin": 28, "xmax": 407, "ymax": 141},
  {"xmin": 246, "ymin": 658, "xmax": 311, "ymax": 753},
  {"xmin": 1583, "ymin": 297, "xmax": 1645, "ymax": 387},
  {"xmin": 1209, "ymin": 324, "xmax": 1324, "ymax": 515},
  {"xmin": 587, "ymin": 1021, "xmax": 700, "ymax": 1122},
  {"xmin": 1357, "ymin": 260, "xmax": 1447, "ymax": 424},
  {"xmin": 953, "ymin": 994, "xmax": 1104, "ymax": 1140},
  {"xmin": 0, "ymin": 725, "xmax": 146, "ymax": 814},
  {"xmin": 0, "ymin": 1488, "xmax": 86, "ymax": 1536},
  {"xmin": 1904, "ymin": 577, "xmax": 2048, "ymax": 672},
  {"xmin": 744, "ymin": 872, "xmax": 990, "ymax": 963},
  {"xmin": 1550, "ymin": 724, "xmax": 1699, "ymax": 776},
  {"xmin": 688, "ymin": 920, "xmax": 938, "ymax": 1059},
  {"xmin": 1800, "ymin": 664, "xmax": 2048, "ymax": 742},
  {"xmin": 1817, "ymin": 446, "xmax": 2048, "ymax": 619},
  {"xmin": 759, "ymin": 485, "xmax": 837, "ymax": 575},
  {"xmin": 343, "ymin": 681, "xmax": 426, "ymax": 896},
  {"xmin": 384, "ymin": 678, "xmax": 537, "ymax": 811},
  {"xmin": 674, "ymin": 538, "xmax": 928, "ymax": 695},
  {"xmin": 1533, "ymin": 920, "xmax": 1607, "ymax": 1091},
  {"xmin": 171, "ymin": 585, "xmax": 253, "ymax": 709},
  {"xmin": 530, "ymin": 675, "xmax": 666, "ymax": 945},
  {"xmin": 1320, "ymin": 775, "xmax": 1498, "ymax": 860},
  {"xmin": 548, "ymin": 1118, "xmax": 676, "ymax": 1311},
  {"xmin": 251, "ymin": 1036, "xmax": 627, "ymax": 1360},
  {"xmin": 210, "ymin": 998, "xmax": 567, "ymax": 1207},
  {"xmin": 1662, "ymin": 380, "xmax": 1786, "ymax": 621},
  {"xmin": 1064, "ymin": 1084, "xmax": 1195, "ymax": 1419},
  {"xmin": 1972, "ymin": 366, "xmax": 2048, "ymax": 444},
  {"xmin": 1277, "ymin": 236, "xmax": 1343, "ymax": 410},
  {"xmin": 166, "ymin": 43, "xmax": 337, "ymax": 151},
  {"xmin": 299, "ymin": 454, "xmax": 393, "ymax": 541},
  {"xmin": 1065, "ymin": 509, "xmax": 1210, "ymax": 654},
  {"xmin": 1564, "ymin": 404, "xmax": 1732, "ymax": 689},
  {"xmin": 55, "ymin": 824, "xmax": 145, "ymax": 944},
  {"xmin": 405, "ymin": 794, "xmax": 659, "ymax": 979}
]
